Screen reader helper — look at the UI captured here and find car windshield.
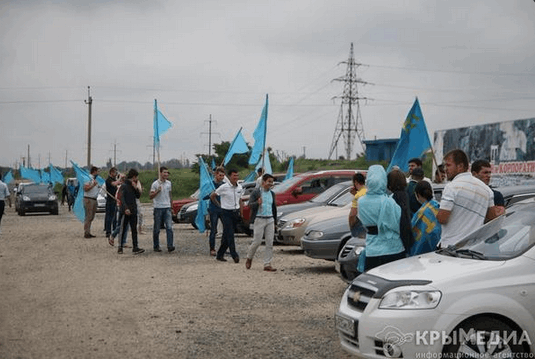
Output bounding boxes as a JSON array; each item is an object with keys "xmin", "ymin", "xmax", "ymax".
[
  {"xmin": 329, "ymin": 190, "xmax": 354, "ymax": 206},
  {"xmin": 23, "ymin": 185, "xmax": 51, "ymax": 194},
  {"xmin": 273, "ymin": 175, "xmax": 307, "ymax": 194},
  {"xmin": 440, "ymin": 201, "xmax": 535, "ymax": 260},
  {"xmin": 309, "ymin": 182, "xmax": 350, "ymax": 203}
]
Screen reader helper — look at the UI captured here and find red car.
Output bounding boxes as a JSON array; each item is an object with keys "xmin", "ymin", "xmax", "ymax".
[
  {"xmin": 240, "ymin": 170, "xmax": 359, "ymax": 232},
  {"xmin": 172, "ymin": 189, "xmax": 199, "ymax": 223}
]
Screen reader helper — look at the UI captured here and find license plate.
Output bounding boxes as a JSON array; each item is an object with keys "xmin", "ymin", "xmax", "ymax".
[
  {"xmin": 34, "ymin": 204, "xmax": 46, "ymax": 207},
  {"xmin": 335, "ymin": 314, "xmax": 356, "ymax": 337}
]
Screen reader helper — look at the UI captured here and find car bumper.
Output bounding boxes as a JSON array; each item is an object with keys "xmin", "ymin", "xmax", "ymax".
[
  {"xmin": 20, "ymin": 201, "xmax": 58, "ymax": 213},
  {"xmin": 279, "ymin": 226, "xmax": 307, "ymax": 245},
  {"xmin": 336, "ymin": 293, "xmax": 446, "ymax": 358},
  {"xmin": 300, "ymin": 237, "xmax": 340, "ymax": 260},
  {"xmin": 336, "ymin": 245, "xmax": 363, "ymax": 283}
]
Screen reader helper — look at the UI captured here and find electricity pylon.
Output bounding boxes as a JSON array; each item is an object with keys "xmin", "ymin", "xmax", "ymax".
[{"xmin": 328, "ymin": 43, "xmax": 369, "ymax": 160}]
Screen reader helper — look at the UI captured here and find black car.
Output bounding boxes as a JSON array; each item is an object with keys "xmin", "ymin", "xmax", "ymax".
[{"xmin": 15, "ymin": 183, "xmax": 59, "ymax": 216}]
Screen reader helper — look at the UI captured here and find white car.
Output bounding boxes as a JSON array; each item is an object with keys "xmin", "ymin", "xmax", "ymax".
[{"xmin": 335, "ymin": 199, "xmax": 535, "ymax": 358}]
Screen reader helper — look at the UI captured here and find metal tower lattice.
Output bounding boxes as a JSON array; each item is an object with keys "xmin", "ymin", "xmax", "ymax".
[{"xmin": 328, "ymin": 43, "xmax": 368, "ymax": 160}]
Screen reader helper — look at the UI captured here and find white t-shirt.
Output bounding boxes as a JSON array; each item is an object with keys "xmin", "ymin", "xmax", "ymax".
[
  {"xmin": 84, "ymin": 176, "xmax": 100, "ymax": 199},
  {"xmin": 150, "ymin": 179, "xmax": 172, "ymax": 209},
  {"xmin": 215, "ymin": 182, "xmax": 243, "ymax": 210},
  {"xmin": 439, "ymin": 172, "xmax": 494, "ymax": 247}
]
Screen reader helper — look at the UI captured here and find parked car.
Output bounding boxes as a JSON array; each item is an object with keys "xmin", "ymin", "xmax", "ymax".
[
  {"xmin": 240, "ymin": 170, "xmax": 359, "ymax": 230},
  {"xmin": 277, "ymin": 188, "xmax": 355, "ymax": 245},
  {"xmin": 335, "ymin": 198, "xmax": 535, "ymax": 358},
  {"xmin": 96, "ymin": 187, "xmax": 107, "ymax": 213},
  {"xmin": 15, "ymin": 183, "xmax": 59, "ymax": 216},
  {"xmin": 172, "ymin": 189, "xmax": 200, "ymax": 223},
  {"xmin": 300, "ymin": 202, "xmax": 359, "ymax": 260},
  {"xmin": 276, "ymin": 180, "xmax": 353, "ymax": 228},
  {"xmin": 335, "ymin": 184, "xmax": 535, "ymax": 283}
]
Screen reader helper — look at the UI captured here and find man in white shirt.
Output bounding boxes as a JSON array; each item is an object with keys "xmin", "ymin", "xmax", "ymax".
[
  {"xmin": 437, "ymin": 149, "xmax": 502, "ymax": 247},
  {"xmin": 210, "ymin": 169, "xmax": 243, "ymax": 263},
  {"xmin": 150, "ymin": 167, "xmax": 175, "ymax": 253}
]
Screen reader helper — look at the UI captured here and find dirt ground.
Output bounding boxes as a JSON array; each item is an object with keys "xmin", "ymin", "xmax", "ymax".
[{"xmin": 0, "ymin": 204, "xmax": 353, "ymax": 359}]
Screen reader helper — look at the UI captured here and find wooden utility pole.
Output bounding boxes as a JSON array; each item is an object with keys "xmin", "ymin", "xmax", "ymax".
[{"xmin": 85, "ymin": 86, "xmax": 93, "ymax": 168}]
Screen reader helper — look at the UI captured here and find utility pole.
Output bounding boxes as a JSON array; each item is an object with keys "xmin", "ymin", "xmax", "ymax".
[
  {"xmin": 329, "ymin": 43, "xmax": 370, "ymax": 160},
  {"xmin": 201, "ymin": 114, "xmax": 220, "ymax": 157},
  {"xmin": 85, "ymin": 86, "xmax": 93, "ymax": 168},
  {"xmin": 65, "ymin": 150, "xmax": 68, "ymax": 168},
  {"xmin": 27, "ymin": 145, "xmax": 31, "ymax": 168}
]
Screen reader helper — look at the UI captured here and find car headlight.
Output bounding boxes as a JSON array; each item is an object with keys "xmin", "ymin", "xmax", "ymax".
[
  {"xmin": 306, "ymin": 230, "xmax": 324, "ymax": 240},
  {"xmin": 49, "ymin": 195, "xmax": 57, "ymax": 200},
  {"xmin": 354, "ymin": 246, "xmax": 365, "ymax": 255},
  {"xmin": 185, "ymin": 204, "xmax": 198, "ymax": 213},
  {"xmin": 379, "ymin": 290, "xmax": 441, "ymax": 310},
  {"xmin": 22, "ymin": 195, "xmax": 31, "ymax": 201},
  {"xmin": 285, "ymin": 218, "xmax": 306, "ymax": 229}
]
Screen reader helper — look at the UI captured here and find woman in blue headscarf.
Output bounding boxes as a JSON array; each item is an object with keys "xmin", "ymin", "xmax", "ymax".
[{"xmin": 358, "ymin": 165, "xmax": 406, "ymax": 271}]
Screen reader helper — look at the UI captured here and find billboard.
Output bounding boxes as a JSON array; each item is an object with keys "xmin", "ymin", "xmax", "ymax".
[{"xmin": 433, "ymin": 117, "xmax": 535, "ymax": 186}]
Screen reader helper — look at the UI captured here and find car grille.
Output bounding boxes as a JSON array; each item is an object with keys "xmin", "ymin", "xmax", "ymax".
[
  {"xmin": 178, "ymin": 206, "xmax": 188, "ymax": 220},
  {"xmin": 346, "ymin": 275, "xmax": 380, "ymax": 312},
  {"xmin": 339, "ymin": 243, "xmax": 355, "ymax": 258}
]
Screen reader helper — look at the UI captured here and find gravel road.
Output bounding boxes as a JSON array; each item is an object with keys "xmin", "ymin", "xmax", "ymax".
[{"xmin": 0, "ymin": 203, "xmax": 353, "ymax": 359}]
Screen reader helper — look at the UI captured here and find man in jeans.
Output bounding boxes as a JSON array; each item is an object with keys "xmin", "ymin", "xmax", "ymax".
[
  {"xmin": 206, "ymin": 167, "xmax": 226, "ymax": 256},
  {"xmin": 150, "ymin": 167, "xmax": 175, "ymax": 253},
  {"xmin": 105, "ymin": 167, "xmax": 120, "ymax": 245}
]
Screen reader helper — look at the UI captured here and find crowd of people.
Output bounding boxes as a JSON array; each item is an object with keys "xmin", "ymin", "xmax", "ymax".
[
  {"xmin": 351, "ymin": 149, "xmax": 505, "ymax": 272},
  {"xmin": 2, "ymin": 147, "xmax": 504, "ymax": 276}
]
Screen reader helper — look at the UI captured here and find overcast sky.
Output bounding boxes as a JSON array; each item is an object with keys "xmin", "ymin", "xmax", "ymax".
[{"xmin": 1, "ymin": 0, "xmax": 534, "ymax": 169}]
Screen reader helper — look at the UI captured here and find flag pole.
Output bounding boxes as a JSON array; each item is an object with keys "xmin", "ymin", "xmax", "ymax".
[
  {"xmin": 155, "ymin": 99, "xmax": 161, "ymax": 182},
  {"xmin": 261, "ymin": 94, "xmax": 268, "ymax": 172}
]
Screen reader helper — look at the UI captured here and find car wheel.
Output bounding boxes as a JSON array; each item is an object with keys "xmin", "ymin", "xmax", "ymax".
[
  {"xmin": 20, "ymin": 210, "xmax": 25, "ymax": 216},
  {"xmin": 172, "ymin": 215, "xmax": 179, "ymax": 224},
  {"xmin": 336, "ymin": 237, "xmax": 351, "ymax": 258},
  {"xmin": 442, "ymin": 316, "xmax": 529, "ymax": 357},
  {"xmin": 52, "ymin": 209, "xmax": 59, "ymax": 215}
]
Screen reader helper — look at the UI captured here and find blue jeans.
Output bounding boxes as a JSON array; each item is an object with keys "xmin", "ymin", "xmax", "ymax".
[
  {"xmin": 208, "ymin": 207, "xmax": 222, "ymax": 250},
  {"xmin": 216, "ymin": 209, "xmax": 239, "ymax": 260},
  {"xmin": 104, "ymin": 200, "xmax": 117, "ymax": 236},
  {"xmin": 153, "ymin": 207, "xmax": 174, "ymax": 249}
]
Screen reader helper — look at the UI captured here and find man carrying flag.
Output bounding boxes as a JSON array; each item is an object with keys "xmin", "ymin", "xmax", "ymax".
[{"xmin": 83, "ymin": 166, "xmax": 100, "ymax": 238}]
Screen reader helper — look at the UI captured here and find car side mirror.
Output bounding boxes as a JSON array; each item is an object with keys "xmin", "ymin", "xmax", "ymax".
[{"xmin": 292, "ymin": 187, "xmax": 303, "ymax": 197}]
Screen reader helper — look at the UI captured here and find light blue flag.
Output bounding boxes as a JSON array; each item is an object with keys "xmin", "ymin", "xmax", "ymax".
[
  {"xmin": 20, "ymin": 166, "xmax": 41, "ymax": 183},
  {"xmin": 243, "ymin": 170, "xmax": 256, "ymax": 183},
  {"xmin": 195, "ymin": 157, "xmax": 216, "ymax": 233},
  {"xmin": 223, "ymin": 128, "xmax": 249, "ymax": 166},
  {"xmin": 284, "ymin": 157, "xmax": 294, "ymax": 181},
  {"xmin": 211, "ymin": 157, "xmax": 216, "ymax": 171},
  {"xmin": 248, "ymin": 95, "xmax": 268, "ymax": 165},
  {"xmin": 71, "ymin": 161, "xmax": 105, "ymax": 222},
  {"xmin": 255, "ymin": 149, "xmax": 272, "ymax": 174},
  {"xmin": 387, "ymin": 98, "xmax": 432, "ymax": 173},
  {"xmin": 49, "ymin": 164, "xmax": 64, "ymax": 185},
  {"xmin": 3, "ymin": 170, "xmax": 14, "ymax": 184},
  {"xmin": 154, "ymin": 99, "xmax": 172, "ymax": 146},
  {"xmin": 40, "ymin": 169, "xmax": 51, "ymax": 184}
]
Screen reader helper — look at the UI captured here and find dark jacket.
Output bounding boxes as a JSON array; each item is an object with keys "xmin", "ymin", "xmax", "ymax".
[
  {"xmin": 120, "ymin": 179, "xmax": 140, "ymax": 215},
  {"xmin": 249, "ymin": 188, "xmax": 277, "ymax": 224},
  {"xmin": 392, "ymin": 190, "xmax": 414, "ymax": 253}
]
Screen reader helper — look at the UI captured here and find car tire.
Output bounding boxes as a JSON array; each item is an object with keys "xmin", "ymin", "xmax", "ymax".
[
  {"xmin": 52, "ymin": 209, "xmax": 59, "ymax": 215},
  {"xmin": 442, "ymin": 316, "xmax": 529, "ymax": 357},
  {"xmin": 172, "ymin": 215, "xmax": 179, "ymax": 224},
  {"xmin": 19, "ymin": 209, "xmax": 25, "ymax": 216},
  {"xmin": 336, "ymin": 237, "xmax": 351, "ymax": 259}
]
